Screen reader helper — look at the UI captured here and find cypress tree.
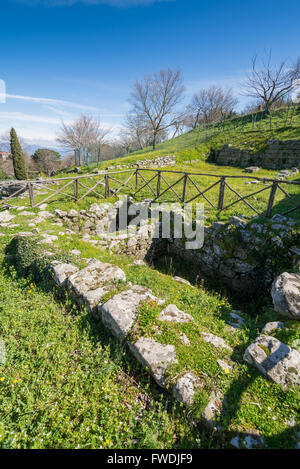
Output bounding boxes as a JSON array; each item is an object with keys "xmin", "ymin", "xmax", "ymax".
[{"xmin": 10, "ymin": 128, "xmax": 28, "ymax": 180}]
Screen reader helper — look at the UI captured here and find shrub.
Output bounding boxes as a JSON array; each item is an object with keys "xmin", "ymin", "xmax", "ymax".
[
  {"xmin": 6, "ymin": 236, "xmax": 75, "ymax": 283},
  {"xmin": 10, "ymin": 128, "xmax": 28, "ymax": 180}
]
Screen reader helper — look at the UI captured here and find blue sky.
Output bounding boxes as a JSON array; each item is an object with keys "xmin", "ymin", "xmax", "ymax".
[{"xmin": 0, "ymin": 0, "xmax": 299, "ymax": 152}]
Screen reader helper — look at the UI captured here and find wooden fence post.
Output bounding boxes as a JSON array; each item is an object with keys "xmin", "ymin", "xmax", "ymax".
[
  {"xmin": 218, "ymin": 177, "xmax": 226, "ymax": 210},
  {"xmin": 28, "ymin": 182, "xmax": 34, "ymax": 208},
  {"xmin": 135, "ymin": 169, "xmax": 138, "ymax": 190},
  {"xmin": 74, "ymin": 178, "xmax": 79, "ymax": 202},
  {"xmin": 157, "ymin": 171, "xmax": 161, "ymax": 198},
  {"xmin": 266, "ymin": 181, "xmax": 278, "ymax": 217},
  {"xmin": 105, "ymin": 174, "xmax": 109, "ymax": 198},
  {"xmin": 182, "ymin": 173, "xmax": 188, "ymax": 203}
]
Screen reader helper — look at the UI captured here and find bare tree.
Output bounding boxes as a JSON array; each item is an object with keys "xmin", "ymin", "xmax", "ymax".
[
  {"xmin": 170, "ymin": 112, "xmax": 189, "ymax": 138},
  {"xmin": 242, "ymin": 53, "xmax": 300, "ymax": 113},
  {"xmin": 124, "ymin": 112, "xmax": 153, "ymax": 150},
  {"xmin": 130, "ymin": 68, "xmax": 185, "ymax": 150},
  {"xmin": 56, "ymin": 114, "xmax": 111, "ymax": 150},
  {"xmin": 186, "ymin": 86, "xmax": 238, "ymax": 128}
]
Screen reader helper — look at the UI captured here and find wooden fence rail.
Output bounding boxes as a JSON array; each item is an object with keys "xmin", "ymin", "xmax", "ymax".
[{"xmin": 0, "ymin": 168, "xmax": 299, "ymax": 218}]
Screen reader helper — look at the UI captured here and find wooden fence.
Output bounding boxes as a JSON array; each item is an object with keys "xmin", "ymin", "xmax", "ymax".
[{"xmin": 0, "ymin": 168, "xmax": 299, "ymax": 218}]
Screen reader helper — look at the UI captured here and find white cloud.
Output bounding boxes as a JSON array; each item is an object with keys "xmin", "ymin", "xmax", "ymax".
[
  {"xmin": 0, "ymin": 111, "xmax": 67, "ymax": 126},
  {"xmin": 0, "ymin": 110, "xmax": 123, "ymax": 150},
  {"xmin": 4, "ymin": 93, "xmax": 99, "ymax": 112}
]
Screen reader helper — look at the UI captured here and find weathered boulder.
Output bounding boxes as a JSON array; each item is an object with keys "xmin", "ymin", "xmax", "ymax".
[
  {"xmin": 70, "ymin": 249, "xmax": 81, "ymax": 256},
  {"xmin": 39, "ymin": 234, "xmax": 58, "ymax": 245},
  {"xmin": 227, "ymin": 311, "xmax": 245, "ymax": 329},
  {"xmin": 51, "ymin": 261, "xmax": 79, "ymax": 287},
  {"xmin": 54, "ymin": 209, "xmax": 67, "ymax": 218},
  {"xmin": 271, "ymin": 273, "xmax": 300, "ymax": 320},
  {"xmin": 173, "ymin": 276, "xmax": 192, "ymax": 286},
  {"xmin": 0, "ymin": 211, "xmax": 15, "ymax": 223},
  {"xmin": 230, "ymin": 431, "xmax": 264, "ymax": 449},
  {"xmin": 128, "ymin": 337, "xmax": 177, "ymax": 387},
  {"xmin": 158, "ymin": 304, "xmax": 193, "ymax": 323},
  {"xmin": 67, "ymin": 209, "xmax": 79, "ymax": 218},
  {"xmin": 245, "ymin": 166, "xmax": 260, "ymax": 173},
  {"xmin": 202, "ymin": 332, "xmax": 233, "ymax": 351},
  {"xmin": 201, "ymin": 391, "xmax": 224, "ymax": 430},
  {"xmin": 244, "ymin": 335, "xmax": 300, "ymax": 389},
  {"xmin": 261, "ymin": 321, "xmax": 285, "ymax": 334},
  {"xmin": 67, "ymin": 258, "xmax": 126, "ymax": 314},
  {"xmin": 18, "ymin": 211, "xmax": 35, "ymax": 217},
  {"xmin": 217, "ymin": 359, "xmax": 232, "ymax": 373},
  {"xmin": 68, "ymin": 258, "xmax": 126, "ymax": 297},
  {"xmin": 179, "ymin": 332, "xmax": 190, "ymax": 345},
  {"xmin": 173, "ymin": 372, "xmax": 202, "ymax": 405},
  {"xmin": 132, "ymin": 259, "xmax": 146, "ymax": 266},
  {"xmin": 99, "ymin": 285, "xmax": 164, "ymax": 339},
  {"xmin": 82, "ymin": 285, "xmax": 114, "ymax": 314}
]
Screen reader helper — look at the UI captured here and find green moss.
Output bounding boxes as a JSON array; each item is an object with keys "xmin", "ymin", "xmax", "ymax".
[{"xmin": 258, "ymin": 344, "xmax": 271, "ymax": 355}]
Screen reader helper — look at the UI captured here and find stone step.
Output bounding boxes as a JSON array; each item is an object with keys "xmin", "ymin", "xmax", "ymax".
[{"xmin": 99, "ymin": 285, "xmax": 165, "ymax": 340}]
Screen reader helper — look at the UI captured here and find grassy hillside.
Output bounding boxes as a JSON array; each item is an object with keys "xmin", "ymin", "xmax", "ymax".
[
  {"xmin": 0, "ymin": 207, "xmax": 299, "ymax": 448},
  {"xmin": 97, "ymin": 106, "xmax": 300, "ymax": 167},
  {"xmin": 49, "ymin": 106, "xmax": 300, "ymax": 225},
  {"xmin": 0, "ymin": 106, "xmax": 299, "ymax": 447}
]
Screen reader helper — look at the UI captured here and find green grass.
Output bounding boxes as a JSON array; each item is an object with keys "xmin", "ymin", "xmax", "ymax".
[
  {"xmin": 20, "ymin": 106, "xmax": 299, "ymax": 225},
  {"xmin": 1, "ymin": 206, "xmax": 299, "ymax": 448},
  {"xmin": 0, "ymin": 263, "xmax": 213, "ymax": 449},
  {"xmin": 6, "ymin": 159, "xmax": 300, "ymax": 227},
  {"xmin": 0, "ymin": 108, "xmax": 299, "ymax": 448},
  {"xmin": 54, "ymin": 106, "xmax": 300, "ymax": 172}
]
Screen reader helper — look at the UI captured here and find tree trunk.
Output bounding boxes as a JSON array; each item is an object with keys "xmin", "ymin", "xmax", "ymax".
[{"xmin": 153, "ymin": 133, "xmax": 157, "ymax": 150}]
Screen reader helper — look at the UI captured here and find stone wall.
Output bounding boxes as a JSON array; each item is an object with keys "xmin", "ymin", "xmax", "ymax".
[
  {"xmin": 102, "ymin": 155, "xmax": 176, "ymax": 172},
  {"xmin": 214, "ymin": 140, "xmax": 300, "ymax": 169},
  {"xmin": 54, "ymin": 200, "xmax": 299, "ymax": 297},
  {"xmin": 130, "ymin": 154, "xmax": 176, "ymax": 169}
]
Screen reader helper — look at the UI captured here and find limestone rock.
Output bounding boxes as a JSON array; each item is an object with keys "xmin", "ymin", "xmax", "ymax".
[
  {"xmin": 54, "ymin": 209, "xmax": 67, "ymax": 218},
  {"xmin": 0, "ymin": 211, "xmax": 15, "ymax": 223},
  {"xmin": 67, "ymin": 258, "xmax": 126, "ymax": 315},
  {"xmin": 261, "ymin": 321, "xmax": 285, "ymax": 334},
  {"xmin": 71, "ymin": 249, "xmax": 81, "ymax": 256},
  {"xmin": 51, "ymin": 262, "xmax": 79, "ymax": 287},
  {"xmin": 158, "ymin": 304, "xmax": 193, "ymax": 323},
  {"xmin": 38, "ymin": 211, "xmax": 54, "ymax": 220},
  {"xmin": 228, "ymin": 311, "xmax": 245, "ymax": 329},
  {"xmin": 245, "ymin": 166, "xmax": 260, "ymax": 173},
  {"xmin": 179, "ymin": 332, "xmax": 190, "ymax": 346},
  {"xmin": 173, "ymin": 276, "xmax": 191, "ymax": 286},
  {"xmin": 202, "ymin": 332, "xmax": 233, "ymax": 351},
  {"xmin": 67, "ymin": 258, "xmax": 126, "ymax": 297},
  {"xmin": 230, "ymin": 431, "xmax": 264, "ymax": 449},
  {"xmin": 67, "ymin": 209, "xmax": 79, "ymax": 218},
  {"xmin": 201, "ymin": 391, "xmax": 223, "ymax": 430},
  {"xmin": 173, "ymin": 373, "xmax": 202, "ymax": 405},
  {"xmin": 132, "ymin": 259, "xmax": 146, "ymax": 266},
  {"xmin": 99, "ymin": 285, "xmax": 164, "ymax": 339},
  {"xmin": 39, "ymin": 234, "xmax": 58, "ymax": 244},
  {"xmin": 18, "ymin": 211, "xmax": 35, "ymax": 216},
  {"xmin": 217, "ymin": 359, "xmax": 232, "ymax": 373},
  {"xmin": 271, "ymin": 272, "xmax": 300, "ymax": 320},
  {"xmin": 244, "ymin": 335, "xmax": 300, "ymax": 389},
  {"xmin": 128, "ymin": 337, "xmax": 177, "ymax": 387},
  {"xmin": 82, "ymin": 286, "xmax": 113, "ymax": 314}
]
